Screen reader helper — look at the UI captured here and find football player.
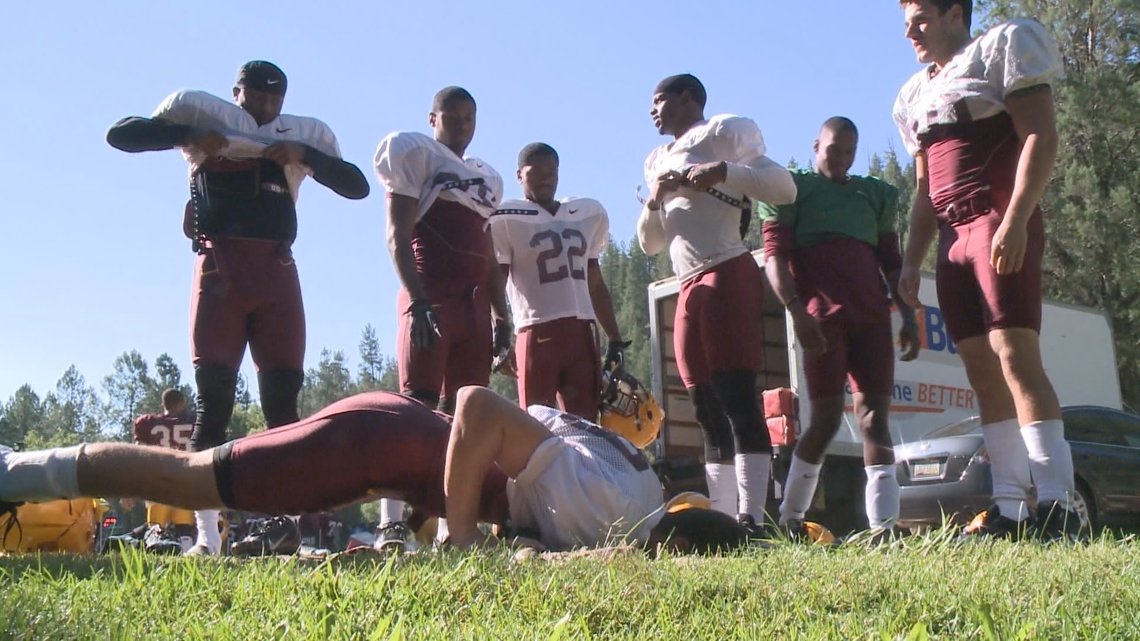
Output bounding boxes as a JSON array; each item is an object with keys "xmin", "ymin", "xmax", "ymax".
[
  {"xmin": 130, "ymin": 389, "xmax": 197, "ymax": 551},
  {"xmin": 758, "ymin": 117, "xmax": 920, "ymax": 537},
  {"xmin": 491, "ymin": 143, "xmax": 627, "ymax": 420},
  {"xmin": 637, "ymin": 74, "xmax": 796, "ymax": 528},
  {"xmin": 106, "ymin": 60, "xmax": 371, "ymax": 555},
  {"xmin": 0, "ymin": 387, "xmax": 747, "ymax": 556},
  {"xmin": 373, "ymin": 86, "xmax": 511, "ymax": 551},
  {"xmin": 893, "ymin": 1, "xmax": 1079, "ymax": 539}
]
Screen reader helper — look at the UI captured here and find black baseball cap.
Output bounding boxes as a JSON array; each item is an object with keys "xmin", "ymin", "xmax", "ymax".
[{"xmin": 236, "ymin": 60, "xmax": 287, "ymax": 95}]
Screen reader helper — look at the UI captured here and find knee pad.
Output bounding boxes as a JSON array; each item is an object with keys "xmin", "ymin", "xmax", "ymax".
[
  {"xmin": 191, "ymin": 365, "xmax": 239, "ymax": 451},
  {"xmin": 711, "ymin": 370, "xmax": 771, "ymax": 454},
  {"xmin": 689, "ymin": 386, "xmax": 735, "ymax": 462},
  {"xmin": 259, "ymin": 368, "xmax": 304, "ymax": 428}
]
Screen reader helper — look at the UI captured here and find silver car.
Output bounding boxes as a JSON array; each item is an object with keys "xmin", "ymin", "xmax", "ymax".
[{"xmin": 894, "ymin": 406, "xmax": 1140, "ymax": 531}]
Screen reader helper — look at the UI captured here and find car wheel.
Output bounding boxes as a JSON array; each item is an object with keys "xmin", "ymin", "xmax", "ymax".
[{"xmin": 1072, "ymin": 480, "xmax": 1096, "ymax": 532}]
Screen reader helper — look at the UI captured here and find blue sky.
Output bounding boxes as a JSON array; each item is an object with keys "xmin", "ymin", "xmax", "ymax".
[{"xmin": 0, "ymin": 1, "xmax": 926, "ymax": 402}]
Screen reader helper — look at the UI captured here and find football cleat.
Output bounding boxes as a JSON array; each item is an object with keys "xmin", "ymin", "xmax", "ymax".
[
  {"xmin": 374, "ymin": 521, "xmax": 419, "ymax": 554},
  {"xmin": 1030, "ymin": 501, "xmax": 1084, "ymax": 543},
  {"xmin": 599, "ymin": 367, "xmax": 663, "ymax": 449},
  {"xmin": 960, "ymin": 505, "xmax": 1032, "ymax": 542},
  {"xmin": 142, "ymin": 525, "xmax": 184, "ymax": 555},
  {"xmin": 230, "ymin": 516, "xmax": 301, "ymax": 557}
]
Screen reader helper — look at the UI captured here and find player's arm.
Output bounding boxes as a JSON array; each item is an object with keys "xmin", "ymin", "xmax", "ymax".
[
  {"xmin": 587, "ymin": 260, "xmax": 622, "ymax": 343},
  {"xmin": 899, "ymin": 152, "xmax": 937, "ymax": 308},
  {"xmin": 484, "ymin": 227, "xmax": 510, "ymax": 328},
  {"xmin": 992, "ymin": 84, "xmax": 1059, "ymax": 275},
  {"xmin": 445, "ymin": 386, "xmax": 554, "ymax": 549},
  {"xmin": 301, "ymin": 147, "xmax": 371, "ymax": 200},
  {"xmin": 637, "ymin": 170, "xmax": 684, "ymax": 256},
  {"xmin": 106, "ymin": 117, "xmax": 220, "ymax": 154},
  {"xmin": 761, "ymin": 213, "xmax": 827, "ymax": 355},
  {"xmin": 387, "ymin": 194, "xmax": 428, "ymax": 300},
  {"xmin": 874, "ymin": 183, "xmax": 919, "ymax": 360},
  {"xmin": 261, "ymin": 142, "xmax": 370, "ymax": 199},
  {"xmin": 484, "ymin": 229, "xmax": 514, "ymax": 374},
  {"xmin": 636, "ymin": 203, "xmax": 666, "ymax": 256}
]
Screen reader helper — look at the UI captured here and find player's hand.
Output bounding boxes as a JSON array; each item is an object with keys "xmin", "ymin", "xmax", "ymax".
[
  {"xmin": 185, "ymin": 129, "xmax": 228, "ymax": 156},
  {"xmin": 790, "ymin": 308, "xmax": 828, "ymax": 355},
  {"xmin": 898, "ymin": 265, "xmax": 922, "ymax": 309},
  {"xmin": 684, "ymin": 161, "xmax": 728, "ymax": 190},
  {"xmin": 491, "ymin": 323, "xmax": 517, "ymax": 377},
  {"xmin": 604, "ymin": 339, "xmax": 631, "ymax": 372},
  {"xmin": 991, "ymin": 218, "xmax": 1028, "ymax": 275},
  {"xmin": 646, "ymin": 170, "xmax": 685, "ymax": 210},
  {"xmin": 263, "ymin": 141, "xmax": 307, "ymax": 167},
  {"xmin": 408, "ymin": 299, "xmax": 442, "ymax": 350},
  {"xmin": 898, "ymin": 320, "xmax": 920, "ymax": 362}
]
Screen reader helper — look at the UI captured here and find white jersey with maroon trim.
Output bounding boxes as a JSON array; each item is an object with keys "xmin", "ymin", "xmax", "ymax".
[
  {"xmin": 491, "ymin": 197, "xmax": 609, "ymax": 330},
  {"xmin": 893, "ymin": 19, "xmax": 1063, "ymax": 156},
  {"xmin": 507, "ymin": 405, "xmax": 664, "ymax": 550},
  {"xmin": 373, "ymin": 131, "xmax": 503, "ymax": 222},
  {"xmin": 151, "ymin": 90, "xmax": 343, "ymax": 201},
  {"xmin": 644, "ymin": 114, "xmax": 765, "ymax": 281}
]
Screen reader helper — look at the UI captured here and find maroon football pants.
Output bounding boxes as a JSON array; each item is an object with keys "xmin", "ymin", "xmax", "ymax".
[{"xmin": 214, "ymin": 392, "xmax": 510, "ymax": 521}]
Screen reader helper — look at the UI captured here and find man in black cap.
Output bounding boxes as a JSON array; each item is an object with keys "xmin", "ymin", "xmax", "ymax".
[
  {"xmin": 637, "ymin": 73, "xmax": 796, "ymax": 531},
  {"xmin": 106, "ymin": 60, "xmax": 370, "ymax": 554}
]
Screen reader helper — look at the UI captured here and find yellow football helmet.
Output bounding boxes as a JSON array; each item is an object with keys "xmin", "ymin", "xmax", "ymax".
[
  {"xmin": 599, "ymin": 368, "xmax": 663, "ymax": 449},
  {"xmin": 1, "ymin": 498, "xmax": 107, "ymax": 554}
]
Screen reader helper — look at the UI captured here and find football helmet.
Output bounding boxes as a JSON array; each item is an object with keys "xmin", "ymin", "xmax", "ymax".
[{"xmin": 599, "ymin": 367, "xmax": 663, "ymax": 449}]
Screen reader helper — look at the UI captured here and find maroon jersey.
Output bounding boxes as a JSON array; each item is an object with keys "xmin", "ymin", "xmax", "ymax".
[{"xmin": 133, "ymin": 412, "xmax": 195, "ymax": 451}]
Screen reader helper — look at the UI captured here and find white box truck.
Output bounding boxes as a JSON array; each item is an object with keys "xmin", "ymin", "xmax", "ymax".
[{"xmin": 647, "ymin": 250, "xmax": 1121, "ymax": 532}]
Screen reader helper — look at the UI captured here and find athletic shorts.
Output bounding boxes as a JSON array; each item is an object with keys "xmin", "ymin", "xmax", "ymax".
[
  {"xmin": 936, "ymin": 211, "xmax": 1044, "ymax": 342},
  {"xmin": 516, "ymin": 317, "xmax": 601, "ymax": 421},
  {"xmin": 506, "ymin": 437, "xmax": 663, "ymax": 550},
  {"xmin": 674, "ymin": 253, "xmax": 763, "ymax": 388},
  {"xmin": 396, "ymin": 286, "xmax": 492, "ymax": 400},
  {"xmin": 801, "ymin": 319, "xmax": 895, "ymax": 399},
  {"xmin": 214, "ymin": 392, "xmax": 509, "ymax": 521},
  {"xmin": 191, "ymin": 237, "xmax": 305, "ymax": 371}
]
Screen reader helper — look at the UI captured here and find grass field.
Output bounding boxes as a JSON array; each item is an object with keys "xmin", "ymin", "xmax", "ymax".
[{"xmin": 2, "ymin": 532, "xmax": 1140, "ymax": 640}]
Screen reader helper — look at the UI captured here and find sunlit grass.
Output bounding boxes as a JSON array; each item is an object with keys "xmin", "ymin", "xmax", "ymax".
[{"xmin": 2, "ymin": 527, "xmax": 1139, "ymax": 640}]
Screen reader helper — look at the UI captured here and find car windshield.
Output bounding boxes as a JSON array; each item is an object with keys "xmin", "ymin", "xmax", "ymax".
[{"xmin": 923, "ymin": 416, "xmax": 982, "ymax": 439}]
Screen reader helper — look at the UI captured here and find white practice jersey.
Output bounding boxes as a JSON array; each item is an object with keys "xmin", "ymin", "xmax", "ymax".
[
  {"xmin": 644, "ymin": 114, "xmax": 791, "ymax": 281},
  {"xmin": 373, "ymin": 131, "xmax": 503, "ymax": 223},
  {"xmin": 152, "ymin": 90, "xmax": 343, "ymax": 201},
  {"xmin": 893, "ymin": 19, "xmax": 1062, "ymax": 156},
  {"xmin": 507, "ymin": 405, "xmax": 665, "ymax": 551},
  {"xmin": 491, "ymin": 197, "xmax": 610, "ymax": 330}
]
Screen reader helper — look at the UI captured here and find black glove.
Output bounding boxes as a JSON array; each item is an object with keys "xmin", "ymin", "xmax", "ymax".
[
  {"xmin": 491, "ymin": 322, "xmax": 513, "ymax": 372},
  {"xmin": 408, "ymin": 299, "xmax": 441, "ymax": 350},
  {"xmin": 604, "ymin": 339, "xmax": 632, "ymax": 372}
]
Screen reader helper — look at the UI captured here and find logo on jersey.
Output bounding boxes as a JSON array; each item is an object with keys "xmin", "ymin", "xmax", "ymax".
[
  {"xmin": 275, "ymin": 127, "xmax": 292, "ymax": 133},
  {"xmin": 568, "ymin": 208, "xmax": 579, "ymax": 214}
]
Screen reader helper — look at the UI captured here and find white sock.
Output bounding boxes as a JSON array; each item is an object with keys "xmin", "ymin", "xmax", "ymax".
[
  {"xmin": 704, "ymin": 463, "xmax": 738, "ymax": 517},
  {"xmin": 865, "ymin": 464, "xmax": 900, "ymax": 529},
  {"xmin": 434, "ymin": 517, "xmax": 449, "ymax": 543},
  {"xmin": 194, "ymin": 510, "xmax": 221, "ymax": 555},
  {"xmin": 735, "ymin": 453, "xmax": 771, "ymax": 523},
  {"xmin": 379, "ymin": 499, "xmax": 407, "ymax": 526},
  {"xmin": 1022, "ymin": 419, "xmax": 1075, "ymax": 509},
  {"xmin": 1, "ymin": 445, "xmax": 84, "ymax": 501},
  {"xmin": 779, "ymin": 455, "xmax": 822, "ymax": 524},
  {"xmin": 982, "ymin": 419, "xmax": 1031, "ymax": 520}
]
